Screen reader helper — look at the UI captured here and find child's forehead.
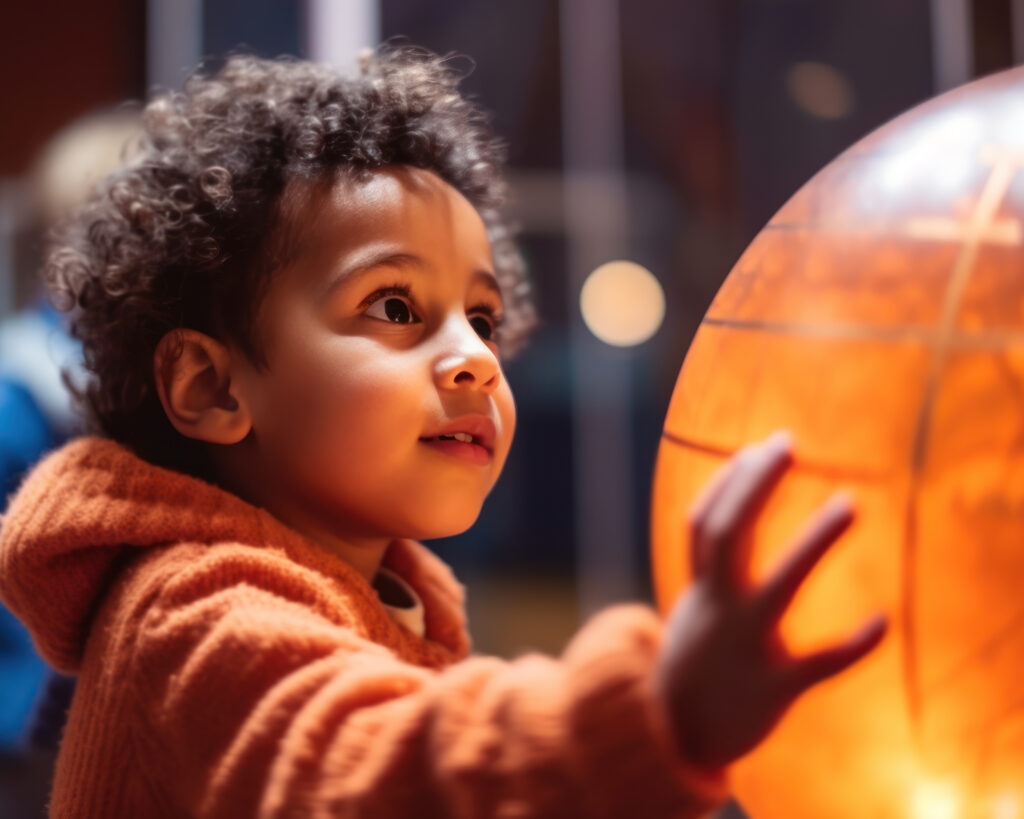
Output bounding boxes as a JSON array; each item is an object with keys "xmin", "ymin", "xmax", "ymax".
[
  {"xmin": 279, "ymin": 165, "xmax": 486, "ymax": 254},
  {"xmin": 269, "ymin": 165, "xmax": 494, "ymax": 288},
  {"xmin": 288, "ymin": 165, "xmax": 470, "ymax": 221}
]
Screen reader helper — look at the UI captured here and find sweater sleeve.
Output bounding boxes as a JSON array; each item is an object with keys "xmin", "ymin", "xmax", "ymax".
[{"xmin": 129, "ymin": 559, "xmax": 729, "ymax": 819}]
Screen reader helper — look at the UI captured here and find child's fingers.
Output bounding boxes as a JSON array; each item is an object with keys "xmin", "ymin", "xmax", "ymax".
[
  {"xmin": 755, "ymin": 491, "xmax": 855, "ymax": 624},
  {"xmin": 686, "ymin": 458, "xmax": 740, "ymax": 576},
  {"xmin": 777, "ymin": 614, "xmax": 888, "ymax": 701},
  {"xmin": 697, "ymin": 431, "xmax": 794, "ymax": 592}
]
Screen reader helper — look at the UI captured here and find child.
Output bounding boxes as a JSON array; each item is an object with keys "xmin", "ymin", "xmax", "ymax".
[{"xmin": 0, "ymin": 48, "xmax": 885, "ymax": 818}]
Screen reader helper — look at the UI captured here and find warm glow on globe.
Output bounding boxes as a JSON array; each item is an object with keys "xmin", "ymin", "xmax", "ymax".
[
  {"xmin": 579, "ymin": 260, "xmax": 665, "ymax": 346},
  {"xmin": 993, "ymin": 792, "xmax": 1021, "ymax": 819},
  {"xmin": 651, "ymin": 65, "xmax": 1024, "ymax": 817},
  {"xmin": 911, "ymin": 783, "xmax": 959, "ymax": 819}
]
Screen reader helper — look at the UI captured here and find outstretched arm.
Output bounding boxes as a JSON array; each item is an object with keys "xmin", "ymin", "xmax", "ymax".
[{"xmin": 131, "ymin": 546, "xmax": 728, "ymax": 819}]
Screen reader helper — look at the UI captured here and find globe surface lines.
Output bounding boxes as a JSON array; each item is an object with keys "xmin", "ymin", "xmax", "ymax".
[
  {"xmin": 764, "ymin": 217, "xmax": 1023, "ymax": 245},
  {"xmin": 674, "ymin": 146, "xmax": 1024, "ymax": 758},
  {"xmin": 660, "ymin": 430, "xmax": 896, "ymax": 484},
  {"xmin": 903, "ymin": 151, "xmax": 1021, "ymax": 743},
  {"xmin": 700, "ymin": 316, "xmax": 1024, "ymax": 348}
]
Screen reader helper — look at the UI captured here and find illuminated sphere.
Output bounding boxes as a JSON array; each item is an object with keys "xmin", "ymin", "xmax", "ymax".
[{"xmin": 651, "ymin": 66, "xmax": 1024, "ymax": 817}]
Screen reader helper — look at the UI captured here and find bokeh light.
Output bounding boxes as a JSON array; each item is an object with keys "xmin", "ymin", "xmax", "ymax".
[
  {"xmin": 579, "ymin": 260, "xmax": 665, "ymax": 346},
  {"xmin": 786, "ymin": 61, "xmax": 856, "ymax": 120}
]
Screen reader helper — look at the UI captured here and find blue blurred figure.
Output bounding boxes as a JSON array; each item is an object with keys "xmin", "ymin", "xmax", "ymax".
[
  {"xmin": 0, "ymin": 111, "xmax": 139, "ymax": 818},
  {"xmin": 0, "ymin": 299, "xmax": 80, "ymax": 749}
]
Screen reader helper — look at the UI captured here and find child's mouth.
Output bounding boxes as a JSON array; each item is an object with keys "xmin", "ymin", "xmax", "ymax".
[
  {"xmin": 419, "ymin": 435, "xmax": 492, "ymax": 465},
  {"xmin": 434, "ymin": 433, "xmax": 476, "ymax": 444}
]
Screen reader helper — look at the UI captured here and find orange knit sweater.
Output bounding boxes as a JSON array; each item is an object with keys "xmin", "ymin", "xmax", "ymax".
[{"xmin": 0, "ymin": 437, "xmax": 728, "ymax": 818}]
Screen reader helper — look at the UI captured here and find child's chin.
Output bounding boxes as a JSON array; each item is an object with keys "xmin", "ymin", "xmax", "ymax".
[{"xmin": 408, "ymin": 509, "xmax": 483, "ymax": 541}]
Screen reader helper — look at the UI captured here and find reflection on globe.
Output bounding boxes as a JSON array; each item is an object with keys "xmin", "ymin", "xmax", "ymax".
[{"xmin": 651, "ymin": 65, "xmax": 1024, "ymax": 818}]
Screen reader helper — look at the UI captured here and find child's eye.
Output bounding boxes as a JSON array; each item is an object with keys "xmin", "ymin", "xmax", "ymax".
[
  {"xmin": 469, "ymin": 314, "xmax": 495, "ymax": 341},
  {"xmin": 468, "ymin": 306, "xmax": 503, "ymax": 343},
  {"xmin": 362, "ymin": 287, "xmax": 421, "ymax": 325}
]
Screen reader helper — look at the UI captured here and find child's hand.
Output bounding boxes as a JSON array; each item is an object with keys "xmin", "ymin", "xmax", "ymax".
[{"xmin": 652, "ymin": 431, "xmax": 887, "ymax": 770}]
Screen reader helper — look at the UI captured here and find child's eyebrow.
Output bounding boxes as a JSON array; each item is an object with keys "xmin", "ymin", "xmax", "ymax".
[
  {"xmin": 318, "ymin": 248, "xmax": 416, "ymax": 302},
  {"xmin": 318, "ymin": 248, "xmax": 502, "ymax": 302},
  {"xmin": 472, "ymin": 271, "xmax": 503, "ymax": 299}
]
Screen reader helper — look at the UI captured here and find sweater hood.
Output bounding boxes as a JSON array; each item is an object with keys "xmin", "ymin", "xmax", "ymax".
[{"xmin": 0, "ymin": 437, "xmax": 470, "ymax": 673}]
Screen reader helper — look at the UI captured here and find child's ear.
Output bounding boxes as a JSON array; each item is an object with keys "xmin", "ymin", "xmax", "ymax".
[{"xmin": 153, "ymin": 329, "xmax": 252, "ymax": 445}]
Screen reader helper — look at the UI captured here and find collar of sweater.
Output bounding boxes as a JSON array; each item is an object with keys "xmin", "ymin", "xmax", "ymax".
[{"xmin": 0, "ymin": 436, "xmax": 470, "ymax": 672}]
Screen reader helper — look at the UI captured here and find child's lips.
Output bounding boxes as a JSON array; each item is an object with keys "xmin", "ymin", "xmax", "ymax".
[
  {"xmin": 418, "ymin": 437, "xmax": 492, "ymax": 465},
  {"xmin": 419, "ymin": 415, "xmax": 497, "ymax": 452},
  {"xmin": 419, "ymin": 414, "xmax": 497, "ymax": 465}
]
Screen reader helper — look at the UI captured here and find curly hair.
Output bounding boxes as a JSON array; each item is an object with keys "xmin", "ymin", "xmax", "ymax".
[{"xmin": 46, "ymin": 47, "xmax": 535, "ymax": 478}]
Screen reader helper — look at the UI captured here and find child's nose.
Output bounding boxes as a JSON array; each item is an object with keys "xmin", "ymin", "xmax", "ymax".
[{"xmin": 432, "ymin": 318, "xmax": 501, "ymax": 393}]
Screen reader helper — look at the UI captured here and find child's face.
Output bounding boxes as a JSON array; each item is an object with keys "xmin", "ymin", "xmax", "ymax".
[{"xmin": 232, "ymin": 166, "xmax": 515, "ymax": 541}]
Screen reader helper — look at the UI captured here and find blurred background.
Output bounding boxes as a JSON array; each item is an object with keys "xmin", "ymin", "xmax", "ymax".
[{"xmin": 0, "ymin": 0, "xmax": 1018, "ymax": 816}]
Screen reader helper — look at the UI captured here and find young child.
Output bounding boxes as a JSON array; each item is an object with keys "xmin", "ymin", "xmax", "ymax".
[{"xmin": 0, "ymin": 49, "xmax": 885, "ymax": 818}]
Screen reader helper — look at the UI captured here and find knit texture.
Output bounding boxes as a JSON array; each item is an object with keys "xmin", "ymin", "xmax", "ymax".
[{"xmin": 0, "ymin": 437, "xmax": 728, "ymax": 818}]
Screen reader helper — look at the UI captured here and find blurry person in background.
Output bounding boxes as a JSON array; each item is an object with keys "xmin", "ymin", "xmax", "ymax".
[
  {"xmin": 0, "ymin": 107, "xmax": 141, "ymax": 516},
  {"xmin": 0, "ymin": 108, "xmax": 139, "ymax": 816}
]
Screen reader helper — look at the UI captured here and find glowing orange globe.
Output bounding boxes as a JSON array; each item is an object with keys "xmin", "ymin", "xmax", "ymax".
[{"xmin": 652, "ymin": 66, "xmax": 1024, "ymax": 818}]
